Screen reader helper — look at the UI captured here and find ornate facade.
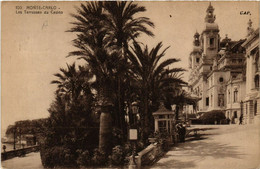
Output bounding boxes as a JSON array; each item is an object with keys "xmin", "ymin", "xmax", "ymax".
[
  {"xmin": 188, "ymin": 3, "xmax": 260, "ymax": 124},
  {"xmin": 242, "ymin": 25, "xmax": 260, "ymax": 124}
]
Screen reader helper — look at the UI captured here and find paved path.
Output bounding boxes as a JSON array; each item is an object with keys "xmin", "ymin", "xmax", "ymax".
[
  {"xmin": 1, "ymin": 152, "xmax": 43, "ymax": 169},
  {"xmin": 151, "ymin": 124, "xmax": 260, "ymax": 169}
]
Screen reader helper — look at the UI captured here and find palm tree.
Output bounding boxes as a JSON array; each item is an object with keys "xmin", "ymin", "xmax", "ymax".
[
  {"xmin": 103, "ymin": 1, "xmax": 154, "ymax": 49},
  {"xmin": 51, "ymin": 63, "xmax": 93, "ymax": 104},
  {"xmin": 103, "ymin": 1, "xmax": 155, "ymax": 137},
  {"xmin": 127, "ymin": 41, "xmax": 186, "ymax": 142},
  {"xmin": 68, "ymin": 2, "xmax": 118, "ymax": 153},
  {"xmin": 68, "ymin": 1, "xmax": 155, "ymax": 151}
]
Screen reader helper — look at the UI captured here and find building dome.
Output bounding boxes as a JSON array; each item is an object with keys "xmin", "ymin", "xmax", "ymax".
[{"xmin": 204, "ymin": 22, "xmax": 219, "ymax": 31}]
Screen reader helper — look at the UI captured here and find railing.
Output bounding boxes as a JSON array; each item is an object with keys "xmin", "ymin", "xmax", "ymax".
[
  {"xmin": 1, "ymin": 145, "xmax": 40, "ymax": 161},
  {"xmin": 135, "ymin": 143, "xmax": 163, "ymax": 168}
]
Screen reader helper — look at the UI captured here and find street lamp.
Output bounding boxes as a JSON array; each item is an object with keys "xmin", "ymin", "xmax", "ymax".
[
  {"xmin": 131, "ymin": 102, "xmax": 139, "ymax": 126},
  {"xmin": 13, "ymin": 128, "xmax": 16, "ymax": 150},
  {"xmin": 129, "ymin": 102, "xmax": 139, "ymax": 169},
  {"xmin": 240, "ymin": 100, "xmax": 243, "ymax": 125}
]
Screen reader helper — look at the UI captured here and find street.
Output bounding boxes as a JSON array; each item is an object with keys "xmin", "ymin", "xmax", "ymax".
[{"xmin": 151, "ymin": 124, "xmax": 260, "ymax": 169}]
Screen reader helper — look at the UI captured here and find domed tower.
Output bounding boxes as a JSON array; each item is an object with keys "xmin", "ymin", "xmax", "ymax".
[
  {"xmin": 205, "ymin": 2, "xmax": 215, "ymax": 23},
  {"xmin": 194, "ymin": 31, "xmax": 200, "ymax": 46},
  {"xmin": 189, "ymin": 31, "xmax": 202, "ymax": 69},
  {"xmin": 201, "ymin": 2, "xmax": 220, "ymax": 62}
]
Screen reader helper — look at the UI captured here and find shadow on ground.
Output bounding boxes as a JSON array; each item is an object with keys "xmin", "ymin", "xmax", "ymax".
[{"xmin": 150, "ymin": 128, "xmax": 245, "ymax": 169}]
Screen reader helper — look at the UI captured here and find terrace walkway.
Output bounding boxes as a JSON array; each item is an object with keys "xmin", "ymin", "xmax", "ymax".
[{"xmin": 150, "ymin": 124, "xmax": 260, "ymax": 169}]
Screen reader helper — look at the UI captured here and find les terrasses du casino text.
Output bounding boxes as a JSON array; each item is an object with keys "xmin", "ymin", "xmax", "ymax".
[{"xmin": 16, "ymin": 5, "xmax": 63, "ymax": 14}]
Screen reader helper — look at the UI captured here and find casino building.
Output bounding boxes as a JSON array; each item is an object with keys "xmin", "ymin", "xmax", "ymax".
[{"xmin": 188, "ymin": 3, "xmax": 259, "ymax": 124}]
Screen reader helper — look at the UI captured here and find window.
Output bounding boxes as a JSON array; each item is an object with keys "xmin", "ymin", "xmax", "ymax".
[
  {"xmin": 210, "ymin": 38, "xmax": 214, "ymax": 47},
  {"xmin": 233, "ymin": 111, "xmax": 237, "ymax": 118},
  {"xmin": 218, "ymin": 94, "xmax": 224, "ymax": 107},
  {"xmin": 234, "ymin": 89, "xmax": 238, "ymax": 103},
  {"xmin": 196, "ymin": 58, "xmax": 200, "ymax": 63},
  {"xmin": 206, "ymin": 97, "xmax": 209, "ymax": 106},
  {"xmin": 219, "ymin": 77, "xmax": 224, "ymax": 82}
]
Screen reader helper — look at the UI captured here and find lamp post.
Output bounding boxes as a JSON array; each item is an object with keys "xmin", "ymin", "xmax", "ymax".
[
  {"xmin": 129, "ymin": 102, "xmax": 138, "ymax": 169},
  {"xmin": 13, "ymin": 128, "xmax": 16, "ymax": 150},
  {"xmin": 131, "ymin": 102, "xmax": 138, "ymax": 125},
  {"xmin": 240, "ymin": 100, "xmax": 243, "ymax": 125}
]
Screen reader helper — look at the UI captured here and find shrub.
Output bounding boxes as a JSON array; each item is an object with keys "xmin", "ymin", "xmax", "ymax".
[
  {"xmin": 153, "ymin": 130, "xmax": 171, "ymax": 151},
  {"xmin": 109, "ymin": 145, "xmax": 124, "ymax": 166},
  {"xmin": 199, "ymin": 111, "xmax": 226, "ymax": 124},
  {"xmin": 91, "ymin": 148, "xmax": 107, "ymax": 166},
  {"xmin": 40, "ymin": 146, "xmax": 77, "ymax": 168},
  {"xmin": 76, "ymin": 149, "xmax": 91, "ymax": 167}
]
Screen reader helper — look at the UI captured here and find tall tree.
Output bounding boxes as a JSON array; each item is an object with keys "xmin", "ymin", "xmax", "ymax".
[
  {"xmin": 103, "ymin": 1, "xmax": 155, "ymax": 136},
  {"xmin": 68, "ymin": 2, "xmax": 118, "ymax": 153},
  {"xmin": 127, "ymin": 41, "xmax": 186, "ymax": 142},
  {"xmin": 68, "ymin": 1, "xmax": 154, "ymax": 151},
  {"xmin": 51, "ymin": 63, "xmax": 93, "ymax": 106}
]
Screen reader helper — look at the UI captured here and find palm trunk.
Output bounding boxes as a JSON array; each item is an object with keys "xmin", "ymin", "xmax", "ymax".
[
  {"xmin": 99, "ymin": 89, "xmax": 113, "ymax": 154},
  {"xmin": 99, "ymin": 104, "xmax": 112, "ymax": 154}
]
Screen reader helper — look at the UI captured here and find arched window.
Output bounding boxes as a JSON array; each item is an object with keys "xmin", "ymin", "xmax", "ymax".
[{"xmin": 234, "ymin": 89, "xmax": 238, "ymax": 103}]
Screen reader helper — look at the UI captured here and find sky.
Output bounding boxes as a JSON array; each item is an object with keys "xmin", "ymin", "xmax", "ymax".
[{"xmin": 1, "ymin": 1, "xmax": 259, "ymax": 132}]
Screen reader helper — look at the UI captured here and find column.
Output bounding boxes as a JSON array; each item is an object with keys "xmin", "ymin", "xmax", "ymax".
[{"xmin": 154, "ymin": 116, "xmax": 159, "ymax": 132}]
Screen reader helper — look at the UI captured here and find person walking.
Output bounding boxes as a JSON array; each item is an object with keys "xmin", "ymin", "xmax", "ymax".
[
  {"xmin": 177, "ymin": 123, "xmax": 186, "ymax": 143},
  {"xmin": 239, "ymin": 114, "xmax": 243, "ymax": 125},
  {"xmin": 180, "ymin": 124, "xmax": 186, "ymax": 142}
]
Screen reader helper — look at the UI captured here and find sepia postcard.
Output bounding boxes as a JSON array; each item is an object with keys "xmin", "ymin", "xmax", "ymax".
[{"xmin": 1, "ymin": 1, "xmax": 260, "ymax": 169}]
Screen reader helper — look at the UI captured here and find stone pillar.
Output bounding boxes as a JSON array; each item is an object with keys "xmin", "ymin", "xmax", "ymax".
[{"xmin": 154, "ymin": 116, "xmax": 159, "ymax": 132}]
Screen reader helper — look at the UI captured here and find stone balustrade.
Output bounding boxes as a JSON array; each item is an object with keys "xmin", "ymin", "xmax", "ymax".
[
  {"xmin": 133, "ymin": 142, "xmax": 164, "ymax": 168},
  {"xmin": 1, "ymin": 145, "xmax": 40, "ymax": 161}
]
